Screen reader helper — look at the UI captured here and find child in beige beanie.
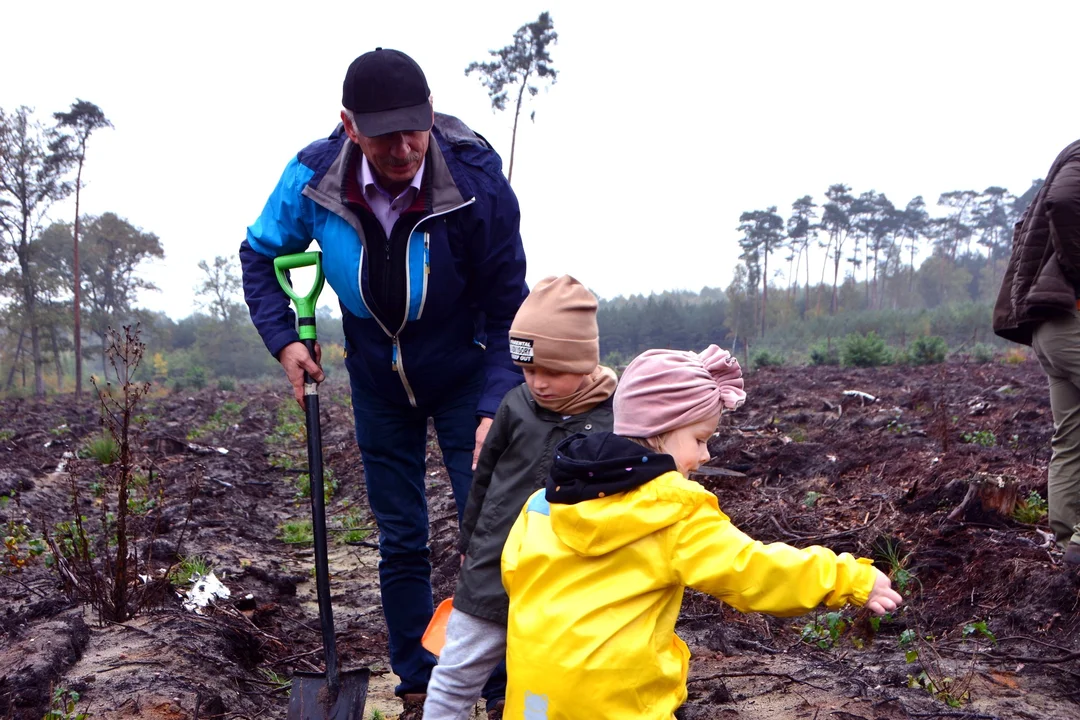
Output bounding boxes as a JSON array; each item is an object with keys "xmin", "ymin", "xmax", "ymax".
[{"xmin": 424, "ymin": 275, "xmax": 617, "ymax": 720}]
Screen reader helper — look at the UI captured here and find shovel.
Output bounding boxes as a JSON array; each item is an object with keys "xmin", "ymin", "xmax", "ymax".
[{"xmin": 274, "ymin": 252, "xmax": 370, "ymax": 720}]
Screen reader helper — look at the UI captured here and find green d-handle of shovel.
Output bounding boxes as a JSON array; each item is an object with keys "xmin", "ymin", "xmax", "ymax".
[{"xmin": 273, "ymin": 251, "xmax": 325, "ymax": 343}]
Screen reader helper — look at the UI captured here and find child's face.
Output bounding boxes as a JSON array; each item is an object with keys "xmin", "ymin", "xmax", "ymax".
[
  {"xmin": 662, "ymin": 413, "xmax": 720, "ymax": 477},
  {"xmin": 522, "ymin": 366, "xmax": 590, "ymax": 403}
]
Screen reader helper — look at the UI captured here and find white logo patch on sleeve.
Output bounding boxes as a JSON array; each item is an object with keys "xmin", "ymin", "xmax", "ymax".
[{"xmin": 509, "ymin": 336, "xmax": 534, "ymax": 363}]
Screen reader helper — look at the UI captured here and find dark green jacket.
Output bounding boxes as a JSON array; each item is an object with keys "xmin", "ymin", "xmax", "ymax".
[{"xmin": 455, "ymin": 383, "xmax": 614, "ymax": 623}]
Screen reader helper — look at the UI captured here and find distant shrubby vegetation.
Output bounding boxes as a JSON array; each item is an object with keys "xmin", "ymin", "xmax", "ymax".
[
  {"xmin": 0, "ymin": 298, "xmax": 347, "ymax": 397},
  {"xmin": 598, "ymin": 295, "xmax": 1005, "ymax": 371},
  {"xmin": 133, "ymin": 302, "xmax": 346, "ymax": 393}
]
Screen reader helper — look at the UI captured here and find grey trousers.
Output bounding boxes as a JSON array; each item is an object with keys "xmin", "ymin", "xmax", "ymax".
[
  {"xmin": 1032, "ymin": 310, "xmax": 1080, "ymax": 547},
  {"xmin": 423, "ymin": 608, "xmax": 507, "ymax": 720}
]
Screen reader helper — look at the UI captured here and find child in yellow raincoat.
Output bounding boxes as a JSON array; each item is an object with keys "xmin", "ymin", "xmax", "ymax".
[
  {"xmin": 425, "ymin": 275, "xmax": 618, "ymax": 720},
  {"xmin": 501, "ymin": 345, "xmax": 903, "ymax": 720}
]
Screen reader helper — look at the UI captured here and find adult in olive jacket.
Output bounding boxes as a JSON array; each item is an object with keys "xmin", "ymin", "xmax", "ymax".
[{"xmin": 994, "ymin": 138, "xmax": 1080, "ymax": 564}]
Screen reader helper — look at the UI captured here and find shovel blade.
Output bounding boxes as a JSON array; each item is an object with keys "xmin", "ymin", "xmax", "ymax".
[{"xmin": 287, "ymin": 669, "xmax": 370, "ymax": 720}]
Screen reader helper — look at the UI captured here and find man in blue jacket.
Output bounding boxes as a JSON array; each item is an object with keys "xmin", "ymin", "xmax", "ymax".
[{"xmin": 239, "ymin": 48, "xmax": 527, "ymax": 713}]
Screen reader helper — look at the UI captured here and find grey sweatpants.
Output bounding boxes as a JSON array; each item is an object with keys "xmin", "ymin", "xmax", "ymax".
[
  {"xmin": 423, "ymin": 608, "xmax": 506, "ymax": 720},
  {"xmin": 1033, "ymin": 310, "xmax": 1080, "ymax": 547}
]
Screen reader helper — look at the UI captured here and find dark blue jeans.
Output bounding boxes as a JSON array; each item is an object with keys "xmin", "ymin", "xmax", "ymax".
[{"xmin": 351, "ymin": 370, "xmax": 505, "ymax": 702}]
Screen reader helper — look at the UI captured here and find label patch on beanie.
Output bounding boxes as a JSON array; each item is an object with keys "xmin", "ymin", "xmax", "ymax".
[{"xmin": 509, "ymin": 337, "xmax": 534, "ymax": 363}]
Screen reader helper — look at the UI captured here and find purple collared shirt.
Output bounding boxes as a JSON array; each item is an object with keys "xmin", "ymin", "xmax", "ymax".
[{"xmin": 359, "ymin": 155, "xmax": 426, "ymax": 238}]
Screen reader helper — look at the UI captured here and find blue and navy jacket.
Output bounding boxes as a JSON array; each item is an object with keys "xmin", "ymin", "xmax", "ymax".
[{"xmin": 240, "ymin": 113, "xmax": 528, "ymax": 416}]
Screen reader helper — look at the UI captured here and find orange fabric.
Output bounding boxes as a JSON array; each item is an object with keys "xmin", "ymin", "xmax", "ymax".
[{"xmin": 422, "ymin": 597, "xmax": 454, "ymax": 656}]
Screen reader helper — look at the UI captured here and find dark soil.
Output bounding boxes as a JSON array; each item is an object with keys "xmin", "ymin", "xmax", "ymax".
[{"xmin": 2, "ymin": 356, "xmax": 1078, "ymax": 720}]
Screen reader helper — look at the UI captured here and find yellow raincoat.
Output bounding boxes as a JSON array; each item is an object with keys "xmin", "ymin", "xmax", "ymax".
[{"xmin": 501, "ymin": 470, "xmax": 876, "ymax": 720}]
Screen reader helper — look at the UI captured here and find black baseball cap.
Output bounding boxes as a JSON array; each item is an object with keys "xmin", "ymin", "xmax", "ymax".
[{"xmin": 342, "ymin": 48, "xmax": 433, "ymax": 137}]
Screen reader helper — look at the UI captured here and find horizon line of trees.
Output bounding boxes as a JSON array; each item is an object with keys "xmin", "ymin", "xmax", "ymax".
[
  {"xmin": 0, "ymin": 250, "xmax": 1007, "ymax": 397},
  {"xmin": 732, "ymin": 181, "xmax": 1041, "ymax": 341},
  {"xmin": 2, "ymin": 102, "xmax": 1037, "ymax": 399}
]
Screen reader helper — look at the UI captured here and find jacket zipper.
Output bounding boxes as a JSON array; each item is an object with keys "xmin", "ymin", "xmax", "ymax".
[
  {"xmin": 391, "ymin": 337, "xmax": 417, "ymax": 406},
  {"xmin": 396, "ymin": 198, "xmax": 474, "ymax": 336},
  {"xmin": 360, "ymin": 198, "xmax": 476, "ymax": 407}
]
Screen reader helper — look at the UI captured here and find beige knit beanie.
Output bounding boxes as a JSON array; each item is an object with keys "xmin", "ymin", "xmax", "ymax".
[{"xmin": 509, "ymin": 275, "xmax": 599, "ymax": 374}]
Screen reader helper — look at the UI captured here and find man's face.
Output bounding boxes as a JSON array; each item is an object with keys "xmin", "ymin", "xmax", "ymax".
[{"xmin": 342, "ymin": 111, "xmax": 430, "ymax": 190}]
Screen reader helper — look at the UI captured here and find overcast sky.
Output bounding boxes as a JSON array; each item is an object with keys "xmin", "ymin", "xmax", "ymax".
[{"xmin": 3, "ymin": 0, "xmax": 1079, "ymax": 318}]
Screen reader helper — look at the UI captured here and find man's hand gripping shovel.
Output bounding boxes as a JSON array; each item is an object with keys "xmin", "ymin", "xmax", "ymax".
[{"xmin": 275, "ymin": 252, "xmax": 369, "ymax": 720}]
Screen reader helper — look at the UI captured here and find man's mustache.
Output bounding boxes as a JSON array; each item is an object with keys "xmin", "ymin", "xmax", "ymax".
[{"xmin": 386, "ymin": 153, "xmax": 421, "ymax": 168}]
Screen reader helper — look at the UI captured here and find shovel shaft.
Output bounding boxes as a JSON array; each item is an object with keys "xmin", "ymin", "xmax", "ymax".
[{"xmin": 304, "ymin": 338, "xmax": 340, "ymax": 693}]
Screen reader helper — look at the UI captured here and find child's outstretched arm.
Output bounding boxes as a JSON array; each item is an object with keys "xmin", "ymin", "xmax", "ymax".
[{"xmin": 670, "ymin": 495, "xmax": 899, "ymax": 616}]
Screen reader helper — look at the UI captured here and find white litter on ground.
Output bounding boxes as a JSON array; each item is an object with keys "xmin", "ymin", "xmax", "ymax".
[
  {"xmin": 54, "ymin": 451, "xmax": 76, "ymax": 474},
  {"xmin": 185, "ymin": 441, "xmax": 230, "ymax": 456},
  {"xmin": 181, "ymin": 572, "xmax": 231, "ymax": 613},
  {"xmin": 842, "ymin": 390, "xmax": 876, "ymax": 402}
]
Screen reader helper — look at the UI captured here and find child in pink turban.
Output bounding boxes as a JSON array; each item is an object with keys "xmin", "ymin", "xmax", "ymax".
[{"xmin": 499, "ymin": 345, "xmax": 902, "ymax": 720}]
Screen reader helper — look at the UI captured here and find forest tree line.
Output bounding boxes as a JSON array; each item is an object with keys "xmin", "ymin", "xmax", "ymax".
[
  {"xmin": 729, "ymin": 181, "xmax": 1040, "ymax": 343},
  {"xmin": 0, "ymin": 103, "xmax": 1031, "ymax": 397}
]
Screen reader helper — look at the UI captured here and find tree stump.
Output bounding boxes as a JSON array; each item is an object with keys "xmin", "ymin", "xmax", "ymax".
[{"xmin": 946, "ymin": 473, "xmax": 1020, "ymax": 522}]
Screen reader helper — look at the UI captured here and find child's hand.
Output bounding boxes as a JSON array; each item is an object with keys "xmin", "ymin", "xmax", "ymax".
[{"xmin": 865, "ymin": 569, "xmax": 903, "ymax": 615}]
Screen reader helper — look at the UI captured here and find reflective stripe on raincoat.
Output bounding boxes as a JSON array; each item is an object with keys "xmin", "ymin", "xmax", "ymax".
[{"xmin": 501, "ymin": 470, "xmax": 876, "ymax": 720}]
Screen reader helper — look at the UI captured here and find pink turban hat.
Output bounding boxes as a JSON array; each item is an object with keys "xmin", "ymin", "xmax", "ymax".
[{"xmin": 613, "ymin": 344, "xmax": 745, "ymax": 438}]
